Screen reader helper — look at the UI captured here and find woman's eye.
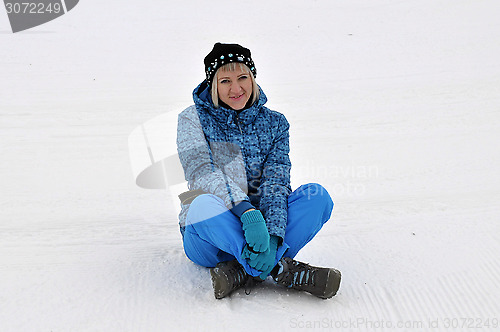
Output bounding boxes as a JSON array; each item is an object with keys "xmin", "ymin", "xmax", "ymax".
[
  {"xmin": 220, "ymin": 79, "xmax": 230, "ymax": 84},
  {"xmin": 239, "ymin": 75, "xmax": 248, "ymax": 80}
]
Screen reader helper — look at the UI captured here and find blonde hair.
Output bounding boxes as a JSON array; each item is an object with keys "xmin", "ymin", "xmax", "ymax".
[{"xmin": 211, "ymin": 62, "xmax": 259, "ymax": 109}]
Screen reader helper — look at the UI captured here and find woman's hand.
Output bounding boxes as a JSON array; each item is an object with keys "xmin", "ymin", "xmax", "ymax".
[
  {"xmin": 240, "ymin": 209, "xmax": 270, "ymax": 253},
  {"xmin": 242, "ymin": 235, "xmax": 280, "ymax": 279}
]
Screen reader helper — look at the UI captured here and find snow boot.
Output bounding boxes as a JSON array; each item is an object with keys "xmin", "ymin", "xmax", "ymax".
[
  {"xmin": 210, "ymin": 259, "xmax": 249, "ymax": 299},
  {"xmin": 272, "ymin": 257, "xmax": 341, "ymax": 299}
]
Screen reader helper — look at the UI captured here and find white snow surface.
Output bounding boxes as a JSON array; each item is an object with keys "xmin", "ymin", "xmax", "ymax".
[{"xmin": 1, "ymin": 0, "xmax": 500, "ymax": 331}]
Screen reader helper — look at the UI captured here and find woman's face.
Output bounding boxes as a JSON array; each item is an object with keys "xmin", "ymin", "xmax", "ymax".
[{"xmin": 216, "ymin": 66, "xmax": 253, "ymax": 111}]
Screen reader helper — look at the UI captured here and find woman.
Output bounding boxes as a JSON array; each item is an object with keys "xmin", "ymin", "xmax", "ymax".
[{"xmin": 176, "ymin": 42, "xmax": 341, "ymax": 299}]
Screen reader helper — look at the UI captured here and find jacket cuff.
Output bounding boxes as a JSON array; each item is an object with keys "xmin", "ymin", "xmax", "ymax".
[
  {"xmin": 268, "ymin": 227, "xmax": 286, "ymax": 245},
  {"xmin": 229, "ymin": 200, "xmax": 255, "ymax": 218}
]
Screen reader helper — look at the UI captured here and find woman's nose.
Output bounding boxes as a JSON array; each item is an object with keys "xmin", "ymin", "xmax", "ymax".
[{"xmin": 230, "ymin": 82, "xmax": 242, "ymax": 93}]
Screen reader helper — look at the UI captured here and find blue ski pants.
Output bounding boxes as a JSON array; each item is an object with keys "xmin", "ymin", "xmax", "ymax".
[{"xmin": 182, "ymin": 183, "xmax": 334, "ymax": 277}]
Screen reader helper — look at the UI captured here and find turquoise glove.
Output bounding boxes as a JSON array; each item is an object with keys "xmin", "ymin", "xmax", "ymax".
[
  {"xmin": 241, "ymin": 209, "xmax": 270, "ymax": 253},
  {"xmin": 242, "ymin": 235, "xmax": 280, "ymax": 280}
]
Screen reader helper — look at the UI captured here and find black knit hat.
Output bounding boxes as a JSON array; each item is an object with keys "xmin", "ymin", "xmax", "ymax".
[{"xmin": 204, "ymin": 42, "xmax": 257, "ymax": 86}]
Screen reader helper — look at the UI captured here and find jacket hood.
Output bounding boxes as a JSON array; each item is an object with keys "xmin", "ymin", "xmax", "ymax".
[{"xmin": 192, "ymin": 80, "xmax": 268, "ymax": 126}]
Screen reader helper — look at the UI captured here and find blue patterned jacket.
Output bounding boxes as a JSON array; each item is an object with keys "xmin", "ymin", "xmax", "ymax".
[{"xmin": 176, "ymin": 81, "xmax": 292, "ymax": 240}]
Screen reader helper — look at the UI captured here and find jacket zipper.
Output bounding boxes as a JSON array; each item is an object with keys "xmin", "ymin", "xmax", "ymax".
[{"xmin": 236, "ymin": 115, "xmax": 243, "ymax": 134}]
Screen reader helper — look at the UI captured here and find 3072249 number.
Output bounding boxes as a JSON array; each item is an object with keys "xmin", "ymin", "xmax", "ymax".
[
  {"xmin": 442, "ymin": 318, "xmax": 499, "ymax": 329},
  {"xmin": 5, "ymin": 2, "xmax": 62, "ymax": 14}
]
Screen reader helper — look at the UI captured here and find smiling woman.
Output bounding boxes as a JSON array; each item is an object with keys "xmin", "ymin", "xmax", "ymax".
[{"xmin": 175, "ymin": 42, "xmax": 341, "ymax": 300}]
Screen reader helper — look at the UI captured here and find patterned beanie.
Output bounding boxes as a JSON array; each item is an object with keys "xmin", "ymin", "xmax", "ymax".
[{"xmin": 204, "ymin": 42, "xmax": 257, "ymax": 86}]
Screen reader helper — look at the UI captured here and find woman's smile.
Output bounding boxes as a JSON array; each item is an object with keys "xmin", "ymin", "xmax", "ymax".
[{"xmin": 230, "ymin": 94, "xmax": 245, "ymax": 101}]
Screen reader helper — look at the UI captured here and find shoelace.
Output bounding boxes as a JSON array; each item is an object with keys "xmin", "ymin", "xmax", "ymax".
[
  {"xmin": 223, "ymin": 261, "xmax": 263, "ymax": 296},
  {"xmin": 288, "ymin": 261, "xmax": 316, "ymax": 287},
  {"xmin": 227, "ymin": 264, "xmax": 248, "ymax": 288},
  {"xmin": 244, "ymin": 277, "xmax": 260, "ymax": 295},
  {"xmin": 228, "ymin": 265, "xmax": 260, "ymax": 296}
]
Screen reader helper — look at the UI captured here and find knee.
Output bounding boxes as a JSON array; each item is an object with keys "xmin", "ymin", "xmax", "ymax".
[
  {"xmin": 300, "ymin": 183, "xmax": 334, "ymax": 220},
  {"xmin": 189, "ymin": 194, "xmax": 220, "ymax": 210},
  {"xmin": 302, "ymin": 183, "xmax": 333, "ymax": 203},
  {"xmin": 186, "ymin": 194, "xmax": 227, "ymax": 226}
]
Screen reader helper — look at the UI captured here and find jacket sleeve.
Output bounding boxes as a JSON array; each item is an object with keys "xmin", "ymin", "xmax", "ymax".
[
  {"xmin": 259, "ymin": 113, "xmax": 292, "ymax": 240},
  {"xmin": 176, "ymin": 106, "xmax": 252, "ymax": 211}
]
